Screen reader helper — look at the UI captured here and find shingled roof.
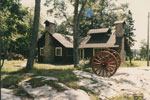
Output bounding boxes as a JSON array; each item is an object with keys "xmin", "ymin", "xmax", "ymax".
[
  {"xmin": 52, "ymin": 33, "xmax": 73, "ymax": 48},
  {"xmin": 49, "ymin": 31, "xmax": 119, "ymax": 48},
  {"xmin": 79, "ymin": 34, "xmax": 119, "ymax": 48},
  {"xmin": 44, "ymin": 28, "xmax": 119, "ymax": 48}
]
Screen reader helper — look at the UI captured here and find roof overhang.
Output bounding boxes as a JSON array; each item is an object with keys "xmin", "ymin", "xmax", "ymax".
[{"xmin": 79, "ymin": 44, "xmax": 119, "ymax": 48}]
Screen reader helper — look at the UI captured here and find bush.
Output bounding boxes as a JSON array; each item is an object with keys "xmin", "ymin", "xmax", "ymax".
[{"xmin": 78, "ymin": 59, "xmax": 90, "ymax": 70}]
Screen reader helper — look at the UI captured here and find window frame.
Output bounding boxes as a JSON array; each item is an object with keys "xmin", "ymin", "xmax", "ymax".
[
  {"xmin": 40, "ymin": 47, "xmax": 44, "ymax": 56},
  {"xmin": 55, "ymin": 47, "xmax": 62, "ymax": 56},
  {"xmin": 80, "ymin": 49, "xmax": 84, "ymax": 59}
]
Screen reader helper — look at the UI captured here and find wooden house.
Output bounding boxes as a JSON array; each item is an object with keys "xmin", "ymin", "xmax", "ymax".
[{"xmin": 37, "ymin": 20, "xmax": 126, "ymax": 64}]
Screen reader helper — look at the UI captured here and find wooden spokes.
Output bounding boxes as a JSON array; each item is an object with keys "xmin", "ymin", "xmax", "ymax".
[
  {"xmin": 91, "ymin": 51, "xmax": 118, "ymax": 77},
  {"xmin": 107, "ymin": 49, "xmax": 121, "ymax": 68}
]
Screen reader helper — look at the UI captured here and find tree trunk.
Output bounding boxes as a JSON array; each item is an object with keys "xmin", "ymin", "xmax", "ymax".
[
  {"xmin": 0, "ymin": 30, "xmax": 2, "ymax": 100},
  {"xmin": 73, "ymin": 0, "xmax": 79, "ymax": 68},
  {"xmin": 129, "ymin": 56, "xmax": 132, "ymax": 65},
  {"xmin": 73, "ymin": 0, "xmax": 87, "ymax": 68},
  {"xmin": 26, "ymin": 0, "xmax": 41, "ymax": 70}
]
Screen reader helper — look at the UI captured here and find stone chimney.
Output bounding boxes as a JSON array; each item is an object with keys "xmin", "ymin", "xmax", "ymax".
[
  {"xmin": 114, "ymin": 20, "xmax": 126, "ymax": 62},
  {"xmin": 43, "ymin": 20, "xmax": 55, "ymax": 63},
  {"xmin": 44, "ymin": 20, "xmax": 55, "ymax": 34},
  {"xmin": 114, "ymin": 20, "xmax": 125, "ymax": 37}
]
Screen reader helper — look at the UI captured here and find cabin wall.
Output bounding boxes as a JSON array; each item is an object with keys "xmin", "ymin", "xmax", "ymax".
[
  {"xmin": 37, "ymin": 34, "xmax": 45, "ymax": 63},
  {"xmin": 38, "ymin": 34, "xmax": 73, "ymax": 64},
  {"xmin": 53, "ymin": 38, "xmax": 73, "ymax": 64}
]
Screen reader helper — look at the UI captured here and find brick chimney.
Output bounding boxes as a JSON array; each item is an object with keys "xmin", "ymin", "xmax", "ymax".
[
  {"xmin": 43, "ymin": 20, "xmax": 55, "ymax": 63},
  {"xmin": 114, "ymin": 20, "xmax": 125, "ymax": 37}
]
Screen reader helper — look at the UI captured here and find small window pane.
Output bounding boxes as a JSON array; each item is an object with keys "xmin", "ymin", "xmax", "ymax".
[
  {"xmin": 55, "ymin": 47, "xmax": 62, "ymax": 56},
  {"xmin": 40, "ymin": 48, "xmax": 44, "ymax": 56}
]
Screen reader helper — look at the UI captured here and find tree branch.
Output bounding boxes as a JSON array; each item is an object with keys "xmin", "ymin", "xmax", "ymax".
[{"xmin": 78, "ymin": 0, "xmax": 87, "ymax": 20}]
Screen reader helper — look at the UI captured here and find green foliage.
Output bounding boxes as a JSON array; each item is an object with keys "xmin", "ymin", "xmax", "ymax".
[
  {"xmin": 139, "ymin": 40, "xmax": 148, "ymax": 60},
  {"xmin": 79, "ymin": 0, "xmax": 119, "ymax": 36},
  {"xmin": 0, "ymin": 0, "xmax": 29, "ymax": 58},
  {"xmin": 77, "ymin": 59, "xmax": 90, "ymax": 70},
  {"xmin": 0, "ymin": 0, "xmax": 28, "ymax": 36},
  {"xmin": 123, "ymin": 10, "xmax": 135, "ymax": 62},
  {"xmin": 109, "ymin": 94, "xmax": 143, "ymax": 100},
  {"xmin": 55, "ymin": 21, "xmax": 70, "ymax": 34},
  {"xmin": 44, "ymin": 0, "xmax": 68, "ymax": 19},
  {"xmin": 0, "ymin": 0, "xmax": 44, "ymax": 58},
  {"xmin": 2, "ymin": 75, "xmax": 25, "ymax": 88}
]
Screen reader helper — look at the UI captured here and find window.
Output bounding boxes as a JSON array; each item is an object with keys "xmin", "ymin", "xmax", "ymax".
[
  {"xmin": 55, "ymin": 47, "xmax": 62, "ymax": 56},
  {"xmin": 80, "ymin": 49, "xmax": 84, "ymax": 59},
  {"xmin": 40, "ymin": 48, "xmax": 44, "ymax": 56}
]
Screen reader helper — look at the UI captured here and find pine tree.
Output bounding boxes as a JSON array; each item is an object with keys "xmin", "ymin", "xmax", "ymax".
[{"xmin": 124, "ymin": 10, "xmax": 135, "ymax": 64}]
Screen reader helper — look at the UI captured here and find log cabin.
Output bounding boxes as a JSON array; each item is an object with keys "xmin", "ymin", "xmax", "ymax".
[{"xmin": 37, "ymin": 20, "xmax": 126, "ymax": 64}]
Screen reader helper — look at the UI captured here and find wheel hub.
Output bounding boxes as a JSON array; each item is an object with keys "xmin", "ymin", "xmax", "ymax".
[{"xmin": 101, "ymin": 62, "xmax": 107, "ymax": 68}]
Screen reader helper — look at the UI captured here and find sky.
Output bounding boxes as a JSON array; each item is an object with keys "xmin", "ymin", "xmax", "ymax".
[{"xmin": 21, "ymin": 0, "xmax": 150, "ymax": 50}]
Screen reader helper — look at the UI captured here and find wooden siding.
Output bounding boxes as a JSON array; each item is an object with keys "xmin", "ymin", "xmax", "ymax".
[
  {"xmin": 37, "ymin": 33, "xmax": 45, "ymax": 63},
  {"xmin": 38, "ymin": 33, "xmax": 73, "ymax": 64}
]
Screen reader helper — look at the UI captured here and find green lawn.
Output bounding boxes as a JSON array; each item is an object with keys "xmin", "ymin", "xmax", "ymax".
[
  {"xmin": 120, "ymin": 61, "xmax": 147, "ymax": 67},
  {"xmin": 2, "ymin": 60, "xmax": 147, "ymax": 88}
]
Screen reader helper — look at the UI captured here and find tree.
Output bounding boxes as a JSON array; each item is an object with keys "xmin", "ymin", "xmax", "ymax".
[
  {"xmin": 9, "ymin": 8, "xmax": 44, "ymax": 58},
  {"xmin": 0, "ymin": 0, "xmax": 29, "ymax": 98},
  {"xmin": 123, "ymin": 10, "xmax": 135, "ymax": 64},
  {"xmin": 0, "ymin": 15, "xmax": 2, "ymax": 99},
  {"xmin": 139, "ymin": 40, "xmax": 147, "ymax": 60},
  {"xmin": 55, "ymin": 21, "xmax": 71, "ymax": 34},
  {"xmin": 0, "ymin": 0, "xmax": 29, "ymax": 62},
  {"xmin": 0, "ymin": 0, "xmax": 29, "ymax": 68},
  {"xmin": 72, "ymin": 0, "xmax": 88, "ymax": 67},
  {"xmin": 79, "ymin": 0, "xmax": 119, "ymax": 37},
  {"xmin": 26, "ymin": 0, "xmax": 41, "ymax": 70}
]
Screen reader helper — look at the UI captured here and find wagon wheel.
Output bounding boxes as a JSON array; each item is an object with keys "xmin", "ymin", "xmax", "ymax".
[
  {"xmin": 91, "ymin": 51, "xmax": 118, "ymax": 77},
  {"xmin": 107, "ymin": 49, "xmax": 121, "ymax": 67}
]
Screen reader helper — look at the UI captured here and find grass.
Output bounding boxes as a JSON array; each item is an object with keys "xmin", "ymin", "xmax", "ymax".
[
  {"xmin": 89, "ymin": 94, "xmax": 101, "ymax": 100},
  {"xmin": 109, "ymin": 94, "xmax": 144, "ymax": 100},
  {"xmin": 1, "ymin": 60, "xmax": 147, "ymax": 89},
  {"xmin": 1, "ymin": 60, "xmax": 78, "ymax": 89},
  {"xmin": 120, "ymin": 61, "xmax": 147, "ymax": 67},
  {"xmin": 1, "ymin": 60, "xmax": 147, "ymax": 100},
  {"xmin": 27, "ymin": 77, "xmax": 66, "ymax": 92},
  {"xmin": 2, "ymin": 75, "xmax": 26, "ymax": 88},
  {"xmin": 15, "ymin": 86, "xmax": 34, "ymax": 99},
  {"xmin": 1, "ymin": 60, "xmax": 79, "ymax": 98}
]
